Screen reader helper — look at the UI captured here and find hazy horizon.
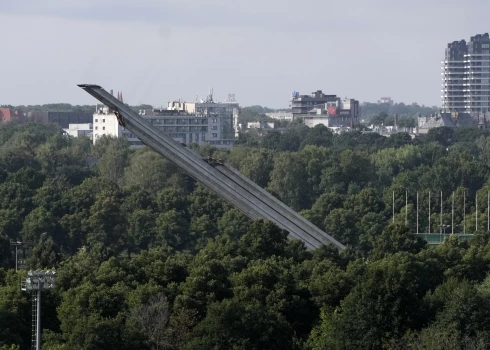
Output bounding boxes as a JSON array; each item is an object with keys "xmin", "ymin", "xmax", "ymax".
[{"xmin": 1, "ymin": 0, "xmax": 489, "ymax": 108}]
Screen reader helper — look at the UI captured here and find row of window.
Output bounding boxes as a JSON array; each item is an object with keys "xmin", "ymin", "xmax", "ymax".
[
  {"xmin": 94, "ymin": 119, "xmax": 105, "ymax": 123},
  {"xmin": 150, "ymin": 119, "xmax": 209, "ymax": 125},
  {"xmin": 148, "ymin": 118, "xmax": 221, "ymax": 125},
  {"xmin": 155, "ymin": 126, "xmax": 207, "ymax": 132}
]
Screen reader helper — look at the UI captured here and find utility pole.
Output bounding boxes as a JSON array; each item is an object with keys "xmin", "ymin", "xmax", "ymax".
[
  {"xmin": 21, "ymin": 270, "xmax": 56, "ymax": 350},
  {"xmin": 10, "ymin": 240, "xmax": 22, "ymax": 271}
]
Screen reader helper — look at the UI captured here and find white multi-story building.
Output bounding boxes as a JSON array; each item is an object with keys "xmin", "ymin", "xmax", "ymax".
[
  {"xmin": 442, "ymin": 33, "xmax": 490, "ymax": 114},
  {"xmin": 92, "ymin": 93, "xmax": 240, "ymax": 148},
  {"xmin": 63, "ymin": 123, "xmax": 93, "ymax": 139},
  {"xmin": 93, "ymin": 106, "xmax": 142, "ymax": 147}
]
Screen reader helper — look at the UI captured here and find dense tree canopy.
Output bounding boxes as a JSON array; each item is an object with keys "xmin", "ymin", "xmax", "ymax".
[{"xmin": 1, "ymin": 121, "xmax": 490, "ymax": 349}]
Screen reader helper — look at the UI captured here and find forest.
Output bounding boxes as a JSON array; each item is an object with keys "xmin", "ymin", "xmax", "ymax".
[{"xmin": 2, "ymin": 121, "xmax": 490, "ymax": 349}]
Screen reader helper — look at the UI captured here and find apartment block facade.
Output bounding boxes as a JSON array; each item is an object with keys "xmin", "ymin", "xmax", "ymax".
[
  {"xmin": 442, "ymin": 33, "xmax": 490, "ymax": 113},
  {"xmin": 92, "ymin": 101, "xmax": 239, "ymax": 149}
]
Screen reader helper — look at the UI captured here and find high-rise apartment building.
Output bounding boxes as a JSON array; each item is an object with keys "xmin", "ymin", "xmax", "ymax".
[{"xmin": 442, "ymin": 33, "xmax": 490, "ymax": 113}]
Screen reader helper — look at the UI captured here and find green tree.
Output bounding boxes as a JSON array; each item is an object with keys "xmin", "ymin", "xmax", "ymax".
[
  {"xmin": 308, "ymin": 253, "xmax": 441, "ymax": 350},
  {"xmin": 126, "ymin": 209, "xmax": 155, "ymax": 256},
  {"xmin": 300, "ymin": 124, "xmax": 333, "ymax": 149},
  {"xmin": 217, "ymin": 208, "xmax": 250, "ymax": 240},
  {"xmin": 186, "ymin": 298, "xmax": 299, "ymax": 350},
  {"xmin": 267, "ymin": 152, "xmax": 309, "ymax": 210},
  {"xmin": 425, "ymin": 127, "xmax": 454, "ymax": 147},
  {"xmin": 154, "ymin": 210, "xmax": 190, "ymax": 249},
  {"xmin": 96, "ymin": 137, "xmax": 130, "ymax": 184},
  {"xmin": 370, "ymin": 224, "xmax": 426, "ymax": 260},
  {"xmin": 238, "ymin": 220, "xmax": 288, "ymax": 260},
  {"xmin": 86, "ymin": 191, "xmax": 126, "ymax": 261},
  {"xmin": 27, "ymin": 233, "xmax": 61, "ymax": 269},
  {"xmin": 238, "ymin": 148, "xmax": 274, "ymax": 188},
  {"xmin": 124, "ymin": 149, "xmax": 179, "ymax": 193},
  {"xmin": 323, "ymin": 209, "xmax": 359, "ymax": 247}
]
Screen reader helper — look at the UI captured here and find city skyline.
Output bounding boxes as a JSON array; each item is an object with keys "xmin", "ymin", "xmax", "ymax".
[{"xmin": 1, "ymin": 0, "xmax": 490, "ymax": 108}]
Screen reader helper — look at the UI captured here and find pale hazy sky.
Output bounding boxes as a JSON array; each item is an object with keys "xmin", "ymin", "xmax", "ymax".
[{"xmin": 1, "ymin": 0, "xmax": 489, "ymax": 108}]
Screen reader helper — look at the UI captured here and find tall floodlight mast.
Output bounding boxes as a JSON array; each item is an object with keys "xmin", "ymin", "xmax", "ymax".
[
  {"xmin": 21, "ymin": 270, "xmax": 56, "ymax": 350},
  {"xmin": 10, "ymin": 240, "xmax": 22, "ymax": 271}
]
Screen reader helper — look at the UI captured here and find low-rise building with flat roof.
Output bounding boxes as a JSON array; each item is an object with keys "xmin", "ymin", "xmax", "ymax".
[
  {"xmin": 265, "ymin": 111, "xmax": 293, "ymax": 121},
  {"xmin": 63, "ymin": 123, "xmax": 93, "ymax": 139}
]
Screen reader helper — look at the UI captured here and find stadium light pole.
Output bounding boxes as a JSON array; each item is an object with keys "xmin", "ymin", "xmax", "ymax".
[
  {"xmin": 416, "ymin": 191, "xmax": 419, "ymax": 234},
  {"xmin": 10, "ymin": 240, "xmax": 22, "ymax": 271},
  {"xmin": 21, "ymin": 270, "xmax": 56, "ymax": 350},
  {"xmin": 428, "ymin": 191, "xmax": 431, "ymax": 233},
  {"xmin": 452, "ymin": 192, "xmax": 454, "ymax": 235},
  {"xmin": 476, "ymin": 193, "xmax": 479, "ymax": 232},
  {"xmin": 405, "ymin": 190, "xmax": 408, "ymax": 226}
]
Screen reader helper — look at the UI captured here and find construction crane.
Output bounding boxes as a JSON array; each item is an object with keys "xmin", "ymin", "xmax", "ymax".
[{"xmin": 78, "ymin": 84, "xmax": 345, "ymax": 250}]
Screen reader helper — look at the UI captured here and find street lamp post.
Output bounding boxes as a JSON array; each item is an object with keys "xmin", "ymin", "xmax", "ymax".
[
  {"xmin": 10, "ymin": 240, "xmax": 22, "ymax": 271},
  {"xmin": 21, "ymin": 270, "xmax": 56, "ymax": 350},
  {"xmin": 440, "ymin": 224, "xmax": 450, "ymax": 235}
]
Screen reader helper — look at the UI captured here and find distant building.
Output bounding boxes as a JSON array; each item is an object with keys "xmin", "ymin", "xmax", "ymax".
[
  {"xmin": 92, "ymin": 106, "xmax": 143, "ymax": 147},
  {"xmin": 194, "ymin": 97, "xmax": 240, "ymax": 142},
  {"xmin": 28, "ymin": 111, "xmax": 92, "ymax": 128},
  {"xmin": 167, "ymin": 100, "xmax": 196, "ymax": 114},
  {"xmin": 418, "ymin": 114, "xmax": 456, "ymax": 134},
  {"xmin": 93, "ymin": 90, "xmax": 240, "ymax": 149},
  {"xmin": 291, "ymin": 90, "xmax": 339, "ymax": 119},
  {"xmin": 63, "ymin": 123, "xmax": 93, "ymax": 139},
  {"xmin": 377, "ymin": 97, "xmax": 394, "ymax": 105},
  {"xmin": 299, "ymin": 97, "xmax": 360, "ymax": 132},
  {"xmin": 0, "ymin": 108, "xmax": 24, "ymax": 122},
  {"xmin": 442, "ymin": 33, "xmax": 490, "ymax": 114},
  {"xmin": 417, "ymin": 112, "xmax": 490, "ymax": 133},
  {"xmin": 247, "ymin": 121, "xmax": 275, "ymax": 129},
  {"xmin": 265, "ymin": 111, "xmax": 293, "ymax": 121}
]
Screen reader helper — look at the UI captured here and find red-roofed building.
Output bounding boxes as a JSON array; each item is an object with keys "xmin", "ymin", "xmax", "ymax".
[
  {"xmin": 0, "ymin": 108, "xmax": 12, "ymax": 122},
  {"xmin": 0, "ymin": 108, "xmax": 25, "ymax": 122}
]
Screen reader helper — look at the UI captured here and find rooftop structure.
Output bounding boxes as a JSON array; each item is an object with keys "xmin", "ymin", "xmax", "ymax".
[
  {"xmin": 377, "ymin": 97, "xmax": 394, "ymax": 105},
  {"xmin": 265, "ymin": 111, "xmax": 293, "ymax": 121},
  {"xmin": 247, "ymin": 121, "xmax": 275, "ymax": 129}
]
